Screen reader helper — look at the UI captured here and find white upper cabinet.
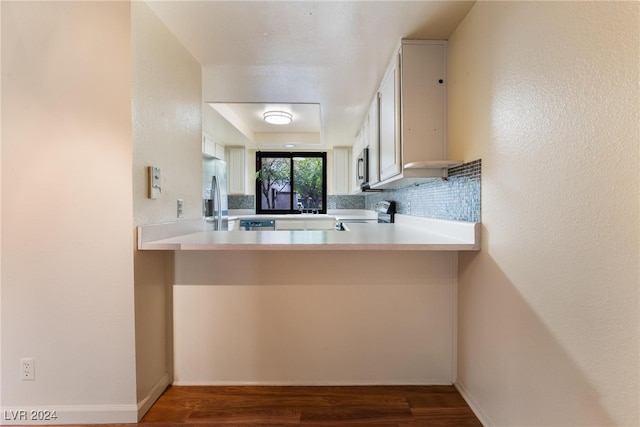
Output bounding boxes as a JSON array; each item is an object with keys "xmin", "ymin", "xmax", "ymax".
[
  {"xmin": 350, "ymin": 95, "xmax": 379, "ymax": 192},
  {"xmin": 378, "ymin": 56, "xmax": 401, "ymax": 182},
  {"xmin": 203, "ymin": 135, "xmax": 225, "ymax": 160},
  {"xmin": 367, "ymin": 96, "xmax": 380, "ymax": 186},
  {"xmin": 227, "ymin": 146, "xmax": 246, "ymax": 195},
  {"xmin": 373, "ymin": 40, "xmax": 461, "ymax": 189},
  {"xmin": 333, "ymin": 147, "xmax": 351, "ymax": 195},
  {"xmin": 351, "ymin": 127, "xmax": 364, "ymax": 193}
]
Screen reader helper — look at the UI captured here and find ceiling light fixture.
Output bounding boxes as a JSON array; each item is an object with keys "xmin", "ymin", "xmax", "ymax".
[{"xmin": 263, "ymin": 110, "xmax": 292, "ymax": 125}]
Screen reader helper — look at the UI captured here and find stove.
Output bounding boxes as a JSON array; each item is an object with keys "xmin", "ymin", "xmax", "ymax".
[{"xmin": 375, "ymin": 200, "xmax": 396, "ymax": 223}]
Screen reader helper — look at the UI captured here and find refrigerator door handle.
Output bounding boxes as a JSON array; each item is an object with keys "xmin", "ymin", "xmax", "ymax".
[
  {"xmin": 212, "ymin": 175, "xmax": 222, "ymax": 230},
  {"xmin": 216, "ymin": 177, "xmax": 222, "ymax": 230}
]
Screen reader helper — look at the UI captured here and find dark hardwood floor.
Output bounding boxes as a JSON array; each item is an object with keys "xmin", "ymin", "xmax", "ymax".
[{"xmin": 138, "ymin": 385, "xmax": 482, "ymax": 426}]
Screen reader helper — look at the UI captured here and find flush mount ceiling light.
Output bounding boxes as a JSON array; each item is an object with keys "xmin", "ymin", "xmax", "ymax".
[{"xmin": 263, "ymin": 110, "xmax": 292, "ymax": 125}]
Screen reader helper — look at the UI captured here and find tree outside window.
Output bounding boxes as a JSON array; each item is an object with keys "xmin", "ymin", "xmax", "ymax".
[{"xmin": 256, "ymin": 152, "xmax": 327, "ymax": 214}]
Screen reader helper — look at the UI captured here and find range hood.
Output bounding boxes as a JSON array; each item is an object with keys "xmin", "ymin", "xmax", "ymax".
[
  {"xmin": 371, "ymin": 161, "xmax": 463, "ymax": 189},
  {"xmin": 404, "ymin": 160, "xmax": 462, "ymax": 170}
]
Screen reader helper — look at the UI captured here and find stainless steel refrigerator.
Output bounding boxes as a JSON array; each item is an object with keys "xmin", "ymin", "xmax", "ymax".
[{"xmin": 202, "ymin": 157, "xmax": 228, "ymax": 230}]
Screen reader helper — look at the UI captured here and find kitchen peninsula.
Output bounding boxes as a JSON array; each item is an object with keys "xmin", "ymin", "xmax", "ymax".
[{"xmin": 139, "ymin": 214, "xmax": 480, "ymax": 386}]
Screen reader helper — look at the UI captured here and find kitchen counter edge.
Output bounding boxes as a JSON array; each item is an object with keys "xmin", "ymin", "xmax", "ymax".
[{"xmin": 137, "ymin": 215, "xmax": 481, "ymax": 251}]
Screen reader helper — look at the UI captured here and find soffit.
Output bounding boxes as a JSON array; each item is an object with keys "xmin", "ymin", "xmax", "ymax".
[{"xmin": 146, "ymin": 1, "xmax": 476, "ymax": 149}]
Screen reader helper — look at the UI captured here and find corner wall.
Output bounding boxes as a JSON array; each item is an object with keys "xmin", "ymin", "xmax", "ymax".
[
  {"xmin": 131, "ymin": 0, "xmax": 202, "ymax": 416},
  {"xmin": 1, "ymin": 1, "xmax": 137, "ymax": 423},
  {"xmin": 448, "ymin": 2, "xmax": 639, "ymax": 425}
]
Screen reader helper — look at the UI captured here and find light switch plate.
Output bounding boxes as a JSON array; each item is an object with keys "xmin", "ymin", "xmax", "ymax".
[
  {"xmin": 177, "ymin": 199, "xmax": 184, "ymax": 218},
  {"xmin": 148, "ymin": 166, "xmax": 161, "ymax": 199}
]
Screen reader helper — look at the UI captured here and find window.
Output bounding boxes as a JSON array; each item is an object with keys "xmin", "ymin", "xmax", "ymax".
[{"xmin": 255, "ymin": 151, "xmax": 327, "ymax": 214}]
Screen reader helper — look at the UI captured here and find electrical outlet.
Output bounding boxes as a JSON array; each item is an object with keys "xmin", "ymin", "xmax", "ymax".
[
  {"xmin": 177, "ymin": 199, "xmax": 184, "ymax": 218},
  {"xmin": 20, "ymin": 358, "xmax": 35, "ymax": 381},
  {"xmin": 407, "ymin": 201, "xmax": 411, "ymax": 215}
]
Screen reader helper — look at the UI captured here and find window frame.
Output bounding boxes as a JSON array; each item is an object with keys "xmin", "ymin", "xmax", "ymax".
[{"xmin": 255, "ymin": 151, "xmax": 327, "ymax": 215}]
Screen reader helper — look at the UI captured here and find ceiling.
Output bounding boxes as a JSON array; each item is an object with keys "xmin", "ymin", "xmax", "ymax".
[
  {"xmin": 208, "ymin": 102, "xmax": 322, "ymax": 148},
  {"xmin": 145, "ymin": 1, "xmax": 476, "ymax": 150}
]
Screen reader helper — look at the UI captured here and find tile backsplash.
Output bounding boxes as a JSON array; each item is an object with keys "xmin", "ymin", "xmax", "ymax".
[
  {"xmin": 229, "ymin": 194, "xmax": 366, "ymax": 210},
  {"xmin": 228, "ymin": 159, "xmax": 481, "ymax": 222},
  {"xmin": 228, "ymin": 195, "xmax": 255, "ymax": 210},
  {"xmin": 327, "ymin": 194, "xmax": 365, "ymax": 210},
  {"xmin": 366, "ymin": 159, "xmax": 481, "ymax": 222}
]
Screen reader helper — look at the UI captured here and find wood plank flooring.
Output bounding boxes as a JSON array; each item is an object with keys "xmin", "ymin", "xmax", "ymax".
[{"xmin": 139, "ymin": 385, "xmax": 482, "ymax": 426}]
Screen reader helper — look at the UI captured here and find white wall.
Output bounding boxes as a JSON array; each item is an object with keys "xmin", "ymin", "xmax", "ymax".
[
  {"xmin": 132, "ymin": 1, "xmax": 202, "ymax": 226},
  {"xmin": 131, "ymin": 0, "xmax": 202, "ymax": 414},
  {"xmin": 172, "ymin": 251, "xmax": 458, "ymax": 385},
  {"xmin": 0, "ymin": 1, "xmax": 202, "ymax": 422},
  {"xmin": 448, "ymin": 2, "xmax": 639, "ymax": 426},
  {"xmin": 1, "ymin": 1, "xmax": 137, "ymax": 423}
]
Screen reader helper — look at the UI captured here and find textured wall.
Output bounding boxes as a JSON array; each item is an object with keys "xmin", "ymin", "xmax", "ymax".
[
  {"xmin": 131, "ymin": 1, "xmax": 202, "ymax": 409},
  {"xmin": 448, "ymin": 2, "xmax": 639, "ymax": 425},
  {"xmin": 132, "ymin": 3, "xmax": 202, "ymax": 226},
  {"xmin": 1, "ymin": 1, "xmax": 137, "ymax": 421}
]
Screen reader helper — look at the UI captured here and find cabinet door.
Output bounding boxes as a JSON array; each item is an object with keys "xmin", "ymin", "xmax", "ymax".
[
  {"xmin": 215, "ymin": 143, "xmax": 226, "ymax": 161},
  {"xmin": 378, "ymin": 54, "xmax": 401, "ymax": 181},
  {"xmin": 305, "ymin": 219, "xmax": 337, "ymax": 230},
  {"xmin": 351, "ymin": 130, "xmax": 364, "ymax": 193},
  {"xmin": 275, "ymin": 220, "xmax": 304, "ymax": 230},
  {"xmin": 367, "ymin": 97, "xmax": 380, "ymax": 185},
  {"xmin": 203, "ymin": 136, "xmax": 216, "ymax": 157},
  {"xmin": 401, "ymin": 42, "xmax": 446, "ymax": 163},
  {"xmin": 227, "ymin": 146, "xmax": 245, "ymax": 195},
  {"xmin": 333, "ymin": 147, "xmax": 351, "ymax": 195}
]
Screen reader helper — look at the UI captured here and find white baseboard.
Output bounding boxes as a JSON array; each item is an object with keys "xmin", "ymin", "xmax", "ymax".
[
  {"xmin": 0, "ymin": 373, "xmax": 170, "ymax": 425},
  {"xmin": 172, "ymin": 380, "xmax": 454, "ymax": 386},
  {"xmin": 136, "ymin": 372, "xmax": 171, "ymax": 421},
  {"xmin": 455, "ymin": 380, "xmax": 493, "ymax": 426},
  {"xmin": 0, "ymin": 404, "xmax": 137, "ymax": 425}
]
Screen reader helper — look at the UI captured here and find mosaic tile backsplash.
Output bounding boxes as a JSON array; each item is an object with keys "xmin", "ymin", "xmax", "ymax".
[
  {"xmin": 327, "ymin": 195, "xmax": 366, "ymax": 210},
  {"xmin": 365, "ymin": 159, "xmax": 481, "ymax": 222},
  {"xmin": 229, "ymin": 194, "xmax": 366, "ymax": 210},
  {"xmin": 228, "ymin": 195, "xmax": 255, "ymax": 210},
  {"xmin": 228, "ymin": 159, "xmax": 481, "ymax": 222}
]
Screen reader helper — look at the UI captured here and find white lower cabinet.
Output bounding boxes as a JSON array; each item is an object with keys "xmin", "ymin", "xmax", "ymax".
[
  {"xmin": 304, "ymin": 219, "xmax": 338, "ymax": 230},
  {"xmin": 275, "ymin": 219, "xmax": 337, "ymax": 230},
  {"xmin": 275, "ymin": 220, "xmax": 302, "ymax": 230}
]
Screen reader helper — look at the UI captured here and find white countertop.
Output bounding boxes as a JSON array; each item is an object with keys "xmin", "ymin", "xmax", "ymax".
[
  {"xmin": 137, "ymin": 214, "xmax": 481, "ymax": 251},
  {"xmin": 227, "ymin": 209, "xmax": 378, "ymax": 222},
  {"xmin": 230, "ymin": 214, "xmax": 336, "ymax": 221}
]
